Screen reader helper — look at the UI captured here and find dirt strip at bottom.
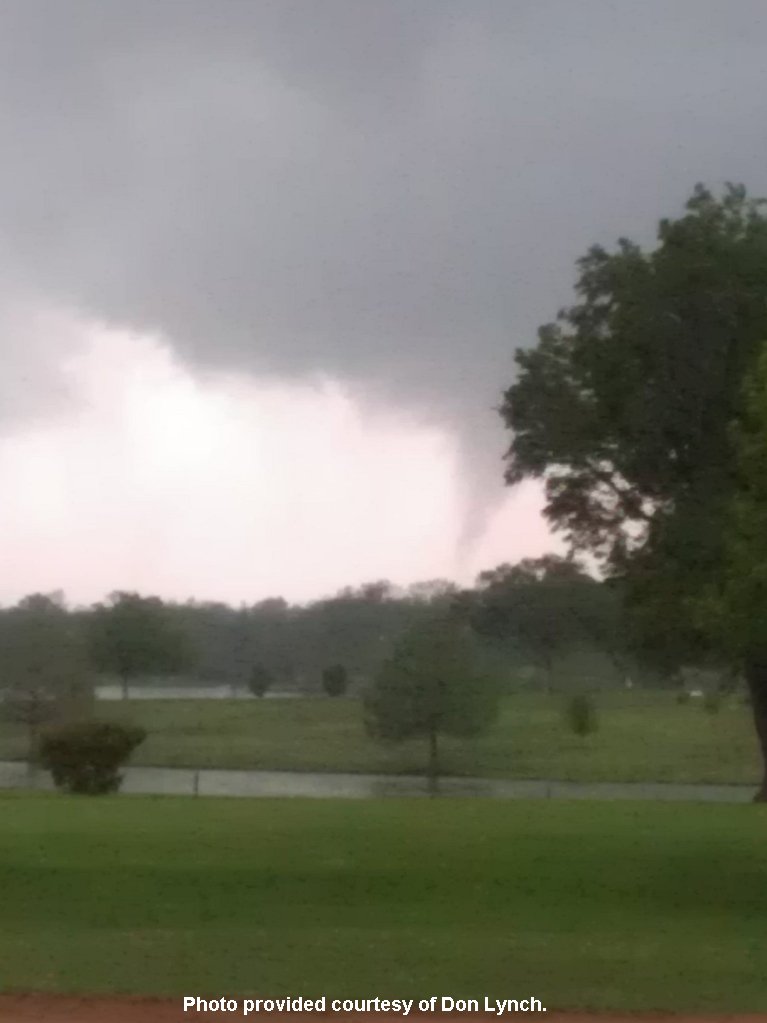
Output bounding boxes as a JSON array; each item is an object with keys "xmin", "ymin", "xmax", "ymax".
[{"xmin": 1, "ymin": 996, "xmax": 765, "ymax": 1023}]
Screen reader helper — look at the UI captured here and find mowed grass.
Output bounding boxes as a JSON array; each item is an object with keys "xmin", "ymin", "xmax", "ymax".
[
  {"xmin": 1, "ymin": 794, "xmax": 765, "ymax": 1011},
  {"xmin": 1, "ymin": 691, "xmax": 758, "ymax": 784}
]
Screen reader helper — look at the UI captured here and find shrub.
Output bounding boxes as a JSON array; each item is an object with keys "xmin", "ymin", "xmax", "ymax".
[
  {"xmin": 39, "ymin": 720, "xmax": 146, "ymax": 795},
  {"xmin": 676, "ymin": 690, "xmax": 691, "ymax": 705},
  {"xmin": 248, "ymin": 664, "xmax": 272, "ymax": 698},
  {"xmin": 564, "ymin": 693, "xmax": 598, "ymax": 736},
  {"xmin": 322, "ymin": 664, "xmax": 349, "ymax": 697}
]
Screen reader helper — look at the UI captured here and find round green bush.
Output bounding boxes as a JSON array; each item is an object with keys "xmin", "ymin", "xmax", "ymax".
[{"xmin": 39, "ymin": 720, "xmax": 146, "ymax": 795}]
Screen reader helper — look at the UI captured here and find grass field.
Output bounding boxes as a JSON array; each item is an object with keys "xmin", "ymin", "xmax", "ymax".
[
  {"xmin": 1, "ymin": 794, "xmax": 765, "ymax": 1011},
  {"xmin": 1, "ymin": 691, "xmax": 758, "ymax": 785}
]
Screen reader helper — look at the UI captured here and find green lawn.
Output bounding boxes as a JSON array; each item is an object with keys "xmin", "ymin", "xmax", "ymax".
[
  {"xmin": 1, "ymin": 794, "xmax": 765, "ymax": 1011},
  {"xmin": 1, "ymin": 691, "xmax": 758, "ymax": 784}
]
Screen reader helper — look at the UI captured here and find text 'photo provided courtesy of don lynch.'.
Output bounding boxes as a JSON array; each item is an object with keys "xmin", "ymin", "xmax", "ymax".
[{"xmin": 182, "ymin": 995, "xmax": 547, "ymax": 1016}]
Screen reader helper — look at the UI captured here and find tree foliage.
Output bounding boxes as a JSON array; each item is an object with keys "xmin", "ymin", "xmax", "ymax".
[
  {"xmin": 0, "ymin": 593, "xmax": 92, "ymax": 762},
  {"xmin": 364, "ymin": 613, "xmax": 499, "ymax": 793},
  {"xmin": 248, "ymin": 663, "xmax": 273, "ymax": 698},
  {"xmin": 701, "ymin": 343, "xmax": 767, "ymax": 795},
  {"xmin": 707, "ymin": 343, "xmax": 767, "ymax": 657},
  {"xmin": 502, "ymin": 185, "xmax": 767, "ymax": 654},
  {"xmin": 500, "ymin": 184, "xmax": 767, "ymax": 794},
  {"xmin": 466, "ymin": 555, "xmax": 628, "ymax": 687},
  {"xmin": 88, "ymin": 592, "xmax": 193, "ymax": 697},
  {"xmin": 0, "ymin": 593, "xmax": 91, "ymax": 698},
  {"xmin": 166, "ymin": 586, "xmax": 429, "ymax": 690},
  {"xmin": 39, "ymin": 720, "xmax": 146, "ymax": 795}
]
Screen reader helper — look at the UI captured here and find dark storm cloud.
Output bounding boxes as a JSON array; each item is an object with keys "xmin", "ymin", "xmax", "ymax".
[{"xmin": 1, "ymin": 0, "xmax": 766, "ymax": 507}]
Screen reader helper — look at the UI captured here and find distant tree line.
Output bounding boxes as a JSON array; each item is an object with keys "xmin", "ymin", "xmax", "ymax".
[{"xmin": 0, "ymin": 567, "xmax": 679, "ymax": 709}]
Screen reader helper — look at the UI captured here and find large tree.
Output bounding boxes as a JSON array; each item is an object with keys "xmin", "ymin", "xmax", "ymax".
[
  {"xmin": 704, "ymin": 344, "xmax": 767, "ymax": 798},
  {"xmin": 0, "ymin": 593, "xmax": 92, "ymax": 768},
  {"xmin": 88, "ymin": 592, "xmax": 193, "ymax": 699},
  {"xmin": 468, "ymin": 555, "xmax": 626, "ymax": 691},
  {"xmin": 473, "ymin": 557, "xmax": 577, "ymax": 688},
  {"xmin": 364, "ymin": 613, "xmax": 498, "ymax": 795},
  {"xmin": 500, "ymin": 184, "xmax": 767, "ymax": 797}
]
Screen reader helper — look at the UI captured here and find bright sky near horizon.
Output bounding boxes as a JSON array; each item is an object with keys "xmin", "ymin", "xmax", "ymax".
[{"xmin": 0, "ymin": 310, "xmax": 556, "ymax": 607}]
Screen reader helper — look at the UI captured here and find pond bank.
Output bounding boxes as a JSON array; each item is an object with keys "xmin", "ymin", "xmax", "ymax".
[{"xmin": 0, "ymin": 760, "xmax": 754, "ymax": 801}]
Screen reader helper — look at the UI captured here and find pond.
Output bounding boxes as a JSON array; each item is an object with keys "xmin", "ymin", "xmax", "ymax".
[{"xmin": 94, "ymin": 684, "xmax": 306, "ymax": 701}]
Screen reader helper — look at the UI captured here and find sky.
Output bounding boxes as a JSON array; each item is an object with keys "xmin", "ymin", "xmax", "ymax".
[{"xmin": 0, "ymin": 0, "xmax": 766, "ymax": 607}]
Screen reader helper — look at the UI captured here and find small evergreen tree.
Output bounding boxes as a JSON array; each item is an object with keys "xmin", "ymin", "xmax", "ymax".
[
  {"xmin": 564, "ymin": 693, "xmax": 599, "ymax": 737},
  {"xmin": 248, "ymin": 663, "xmax": 272, "ymax": 698}
]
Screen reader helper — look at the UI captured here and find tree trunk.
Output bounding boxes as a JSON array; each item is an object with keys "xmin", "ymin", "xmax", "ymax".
[
  {"xmin": 121, "ymin": 674, "xmax": 129, "ymax": 700},
  {"xmin": 744, "ymin": 657, "xmax": 767, "ymax": 802},
  {"xmin": 27, "ymin": 721, "xmax": 37, "ymax": 783},
  {"xmin": 427, "ymin": 725, "xmax": 440, "ymax": 798}
]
